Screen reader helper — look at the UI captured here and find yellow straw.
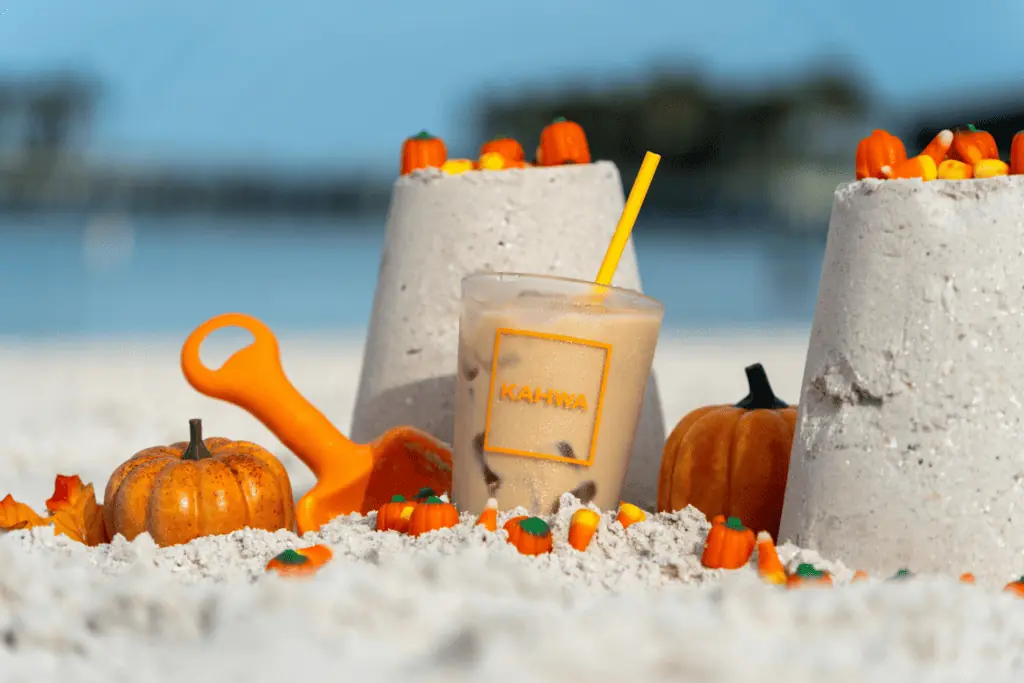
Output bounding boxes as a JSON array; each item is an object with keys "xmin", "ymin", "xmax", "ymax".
[{"xmin": 595, "ymin": 151, "xmax": 661, "ymax": 286}]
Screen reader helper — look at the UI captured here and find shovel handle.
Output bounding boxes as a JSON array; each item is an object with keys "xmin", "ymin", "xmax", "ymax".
[{"xmin": 180, "ymin": 312, "xmax": 353, "ymax": 479}]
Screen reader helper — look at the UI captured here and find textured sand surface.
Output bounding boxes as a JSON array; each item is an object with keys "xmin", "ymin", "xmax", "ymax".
[
  {"xmin": 4, "ymin": 332, "xmax": 1023, "ymax": 682},
  {"xmin": 783, "ymin": 177, "xmax": 1024, "ymax": 582}
]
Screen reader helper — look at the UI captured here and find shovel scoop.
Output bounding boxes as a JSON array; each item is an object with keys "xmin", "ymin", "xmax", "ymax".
[{"xmin": 180, "ymin": 313, "xmax": 453, "ymax": 535}]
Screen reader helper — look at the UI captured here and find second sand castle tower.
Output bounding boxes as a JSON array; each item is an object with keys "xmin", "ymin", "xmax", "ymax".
[{"xmin": 350, "ymin": 128, "xmax": 666, "ymax": 510}]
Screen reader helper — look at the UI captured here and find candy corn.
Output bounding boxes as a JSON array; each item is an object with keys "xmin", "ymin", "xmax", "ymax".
[
  {"xmin": 974, "ymin": 158, "xmax": 1009, "ymax": 179},
  {"xmin": 475, "ymin": 498, "xmax": 498, "ymax": 532},
  {"xmin": 616, "ymin": 502, "xmax": 646, "ymax": 529},
  {"xmin": 441, "ymin": 158, "xmax": 475, "ymax": 175},
  {"xmin": 921, "ymin": 129, "xmax": 953, "ymax": 165},
  {"xmin": 755, "ymin": 531, "xmax": 786, "ymax": 585},
  {"xmin": 852, "ymin": 570, "xmax": 869, "ymax": 582},
  {"xmin": 477, "ymin": 152, "xmax": 506, "ymax": 171},
  {"xmin": 568, "ymin": 508, "xmax": 600, "ymax": 551},
  {"xmin": 938, "ymin": 159, "xmax": 973, "ymax": 179},
  {"xmin": 882, "ymin": 154, "xmax": 937, "ymax": 181}
]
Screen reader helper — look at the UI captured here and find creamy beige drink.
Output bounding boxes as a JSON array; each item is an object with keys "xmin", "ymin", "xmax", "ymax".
[{"xmin": 453, "ymin": 272, "xmax": 663, "ymax": 515}]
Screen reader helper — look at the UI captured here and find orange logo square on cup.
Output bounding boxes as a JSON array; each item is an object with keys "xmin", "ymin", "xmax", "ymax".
[{"xmin": 482, "ymin": 328, "xmax": 611, "ymax": 466}]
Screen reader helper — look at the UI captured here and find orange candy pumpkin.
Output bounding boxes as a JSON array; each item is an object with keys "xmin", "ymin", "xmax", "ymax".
[
  {"xmin": 265, "ymin": 544, "xmax": 333, "ymax": 577},
  {"xmin": 1011, "ymin": 132, "xmax": 1024, "ymax": 175},
  {"xmin": 950, "ymin": 124, "xmax": 999, "ymax": 166},
  {"xmin": 480, "ymin": 136, "xmax": 525, "ymax": 164},
  {"xmin": 658, "ymin": 363, "xmax": 796, "ymax": 540},
  {"xmin": 400, "ymin": 131, "xmax": 448, "ymax": 175},
  {"xmin": 376, "ymin": 495, "xmax": 418, "ymax": 533},
  {"xmin": 536, "ymin": 117, "xmax": 591, "ymax": 166},
  {"xmin": 700, "ymin": 515, "xmax": 756, "ymax": 569},
  {"xmin": 1004, "ymin": 577, "xmax": 1024, "ymax": 598},
  {"xmin": 407, "ymin": 496, "xmax": 459, "ymax": 536},
  {"xmin": 786, "ymin": 563, "xmax": 833, "ymax": 588},
  {"xmin": 504, "ymin": 516, "xmax": 553, "ymax": 556},
  {"xmin": 103, "ymin": 419, "xmax": 295, "ymax": 547},
  {"xmin": 855, "ymin": 129, "xmax": 906, "ymax": 180}
]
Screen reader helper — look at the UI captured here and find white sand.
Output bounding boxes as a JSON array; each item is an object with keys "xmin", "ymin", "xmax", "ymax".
[{"xmin": 3, "ymin": 331, "xmax": 1024, "ymax": 682}]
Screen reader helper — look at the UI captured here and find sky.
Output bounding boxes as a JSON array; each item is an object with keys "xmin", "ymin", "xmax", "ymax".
[{"xmin": 1, "ymin": 0, "xmax": 1023, "ymax": 173}]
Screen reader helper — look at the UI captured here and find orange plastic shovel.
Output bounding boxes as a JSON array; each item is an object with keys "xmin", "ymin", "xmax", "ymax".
[{"xmin": 180, "ymin": 313, "xmax": 453, "ymax": 535}]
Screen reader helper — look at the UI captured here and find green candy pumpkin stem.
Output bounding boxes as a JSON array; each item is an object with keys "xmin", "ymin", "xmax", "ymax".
[
  {"xmin": 520, "ymin": 517, "xmax": 550, "ymax": 537},
  {"xmin": 735, "ymin": 363, "xmax": 788, "ymax": 410},
  {"xmin": 180, "ymin": 418, "xmax": 213, "ymax": 461},
  {"xmin": 412, "ymin": 130, "xmax": 434, "ymax": 140},
  {"xmin": 274, "ymin": 549, "xmax": 309, "ymax": 566}
]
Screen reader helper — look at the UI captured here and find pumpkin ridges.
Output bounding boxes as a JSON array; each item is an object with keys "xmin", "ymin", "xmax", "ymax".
[
  {"xmin": 658, "ymin": 405, "xmax": 721, "ymax": 511},
  {"xmin": 110, "ymin": 456, "xmax": 176, "ymax": 541},
  {"xmin": 216, "ymin": 441, "xmax": 296, "ymax": 531},
  {"xmin": 671, "ymin": 408, "xmax": 743, "ymax": 516},
  {"xmin": 103, "ymin": 450, "xmax": 172, "ymax": 538},
  {"xmin": 729, "ymin": 410, "xmax": 792, "ymax": 538},
  {"xmin": 206, "ymin": 454, "xmax": 279, "ymax": 532},
  {"xmin": 147, "ymin": 460, "xmax": 204, "ymax": 546},
  {"xmin": 193, "ymin": 458, "xmax": 250, "ymax": 537}
]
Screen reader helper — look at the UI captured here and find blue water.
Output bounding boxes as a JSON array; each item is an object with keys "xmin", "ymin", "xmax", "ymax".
[{"xmin": 0, "ymin": 213, "xmax": 825, "ymax": 338}]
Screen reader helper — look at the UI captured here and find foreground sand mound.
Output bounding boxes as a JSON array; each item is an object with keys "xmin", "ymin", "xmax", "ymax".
[{"xmin": 3, "ymin": 501, "xmax": 1024, "ymax": 683}]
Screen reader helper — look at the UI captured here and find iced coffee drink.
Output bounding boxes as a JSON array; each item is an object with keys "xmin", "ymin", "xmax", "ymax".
[{"xmin": 453, "ymin": 272, "xmax": 663, "ymax": 515}]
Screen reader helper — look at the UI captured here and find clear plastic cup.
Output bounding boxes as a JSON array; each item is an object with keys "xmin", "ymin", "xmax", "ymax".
[{"xmin": 453, "ymin": 272, "xmax": 664, "ymax": 515}]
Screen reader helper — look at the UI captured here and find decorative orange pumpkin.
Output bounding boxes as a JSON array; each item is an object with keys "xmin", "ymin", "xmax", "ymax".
[
  {"xmin": 265, "ymin": 544, "xmax": 333, "ymax": 577},
  {"xmin": 504, "ymin": 516, "xmax": 553, "ymax": 556},
  {"xmin": 400, "ymin": 131, "xmax": 447, "ymax": 175},
  {"xmin": 1011, "ymin": 132, "xmax": 1024, "ymax": 175},
  {"xmin": 786, "ymin": 563, "xmax": 832, "ymax": 588},
  {"xmin": 376, "ymin": 495, "xmax": 418, "ymax": 533},
  {"xmin": 700, "ymin": 515, "xmax": 755, "ymax": 569},
  {"xmin": 480, "ymin": 136, "xmax": 525, "ymax": 163},
  {"xmin": 407, "ymin": 496, "xmax": 459, "ymax": 536},
  {"xmin": 658, "ymin": 363, "xmax": 796, "ymax": 540},
  {"xmin": 855, "ymin": 129, "xmax": 906, "ymax": 180},
  {"xmin": 103, "ymin": 419, "xmax": 295, "ymax": 547},
  {"xmin": 536, "ymin": 117, "xmax": 591, "ymax": 166},
  {"xmin": 950, "ymin": 124, "xmax": 999, "ymax": 165}
]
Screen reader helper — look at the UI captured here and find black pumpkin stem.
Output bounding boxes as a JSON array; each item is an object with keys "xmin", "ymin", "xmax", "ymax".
[
  {"xmin": 735, "ymin": 363, "xmax": 788, "ymax": 410},
  {"xmin": 180, "ymin": 418, "xmax": 213, "ymax": 461}
]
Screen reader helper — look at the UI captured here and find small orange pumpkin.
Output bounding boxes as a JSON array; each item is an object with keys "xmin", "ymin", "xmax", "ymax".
[
  {"xmin": 480, "ymin": 136, "xmax": 525, "ymax": 163},
  {"xmin": 1011, "ymin": 131, "xmax": 1024, "ymax": 175},
  {"xmin": 407, "ymin": 496, "xmax": 459, "ymax": 536},
  {"xmin": 658, "ymin": 363, "xmax": 796, "ymax": 539},
  {"xmin": 376, "ymin": 495, "xmax": 418, "ymax": 533},
  {"xmin": 400, "ymin": 130, "xmax": 448, "ymax": 175},
  {"xmin": 700, "ymin": 515, "xmax": 755, "ymax": 569},
  {"xmin": 786, "ymin": 563, "xmax": 832, "ymax": 588},
  {"xmin": 855, "ymin": 129, "xmax": 906, "ymax": 180},
  {"xmin": 536, "ymin": 117, "xmax": 591, "ymax": 166},
  {"xmin": 950, "ymin": 124, "xmax": 999, "ymax": 165},
  {"xmin": 504, "ymin": 516, "xmax": 553, "ymax": 555},
  {"xmin": 265, "ymin": 544, "xmax": 333, "ymax": 577},
  {"xmin": 1004, "ymin": 577, "xmax": 1024, "ymax": 597},
  {"xmin": 103, "ymin": 419, "xmax": 295, "ymax": 547}
]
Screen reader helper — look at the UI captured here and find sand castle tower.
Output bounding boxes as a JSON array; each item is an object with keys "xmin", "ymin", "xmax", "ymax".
[
  {"xmin": 351, "ymin": 162, "xmax": 666, "ymax": 510},
  {"xmin": 779, "ymin": 177, "xmax": 1024, "ymax": 581}
]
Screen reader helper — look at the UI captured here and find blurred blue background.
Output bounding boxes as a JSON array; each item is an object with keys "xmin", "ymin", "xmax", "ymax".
[{"xmin": 1, "ymin": 0, "xmax": 1021, "ymax": 338}]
